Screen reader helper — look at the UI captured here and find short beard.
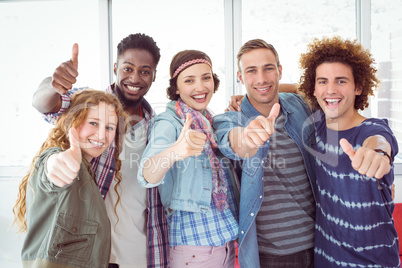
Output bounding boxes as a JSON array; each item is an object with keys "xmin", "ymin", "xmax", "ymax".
[{"xmin": 115, "ymin": 85, "xmax": 144, "ymax": 109}]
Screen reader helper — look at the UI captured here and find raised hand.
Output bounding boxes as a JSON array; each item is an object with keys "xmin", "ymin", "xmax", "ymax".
[
  {"xmin": 225, "ymin": 95, "xmax": 244, "ymax": 112},
  {"xmin": 174, "ymin": 113, "xmax": 207, "ymax": 161},
  {"xmin": 46, "ymin": 128, "xmax": 82, "ymax": 187},
  {"xmin": 242, "ymin": 103, "xmax": 280, "ymax": 149},
  {"xmin": 51, "ymin": 43, "xmax": 79, "ymax": 95},
  {"xmin": 340, "ymin": 138, "xmax": 391, "ymax": 179}
]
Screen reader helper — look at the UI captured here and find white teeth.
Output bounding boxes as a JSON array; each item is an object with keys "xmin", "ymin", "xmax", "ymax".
[
  {"xmin": 127, "ymin": 85, "xmax": 140, "ymax": 92},
  {"xmin": 326, "ymin": 99, "xmax": 341, "ymax": 104},
  {"xmin": 256, "ymin": 87, "xmax": 269, "ymax": 91},
  {"xmin": 89, "ymin": 140, "xmax": 103, "ymax": 147},
  {"xmin": 193, "ymin": 94, "xmax": 206, "ymax": 99}
]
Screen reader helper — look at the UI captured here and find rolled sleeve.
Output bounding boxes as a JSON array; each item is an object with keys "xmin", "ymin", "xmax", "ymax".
[
  {"xmin": 42, "ymin": 87, "xmax": 87, "ymax": 124},
  {"xmin": 213, "ymin": 112, "xmax": 247, "ymax": 161},
  {"xmin": 138, "ymin": 117, "xmax": 179, "ymax": 188}
]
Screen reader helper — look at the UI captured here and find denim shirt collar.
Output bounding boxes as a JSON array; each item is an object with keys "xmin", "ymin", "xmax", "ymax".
[{"xmin": 240, "ymin": 93, "xmax": 294, "ymax": 118}]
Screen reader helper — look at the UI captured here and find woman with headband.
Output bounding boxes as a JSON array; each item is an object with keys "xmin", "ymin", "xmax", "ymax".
[{"xmin": 138, "ymin": 50, "xmax": 239, "ymax": 267}]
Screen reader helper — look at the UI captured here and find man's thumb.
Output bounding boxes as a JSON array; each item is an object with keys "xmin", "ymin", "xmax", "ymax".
[
  {"xmin": 340, "ymin": 138, "xmax": 355, "ymax": 160},
  {"xmin": 72, "ymin": 43, "xmax": 79, "ymax": 70},
  {"xmin": 268, "ymin": 103, "xmax": 280, "ymax": 122}
]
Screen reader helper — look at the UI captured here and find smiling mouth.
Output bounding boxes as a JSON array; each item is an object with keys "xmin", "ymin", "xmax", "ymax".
[
  {"xmin": 325, "ymin": 98, "xmax": 341, "ymax": 107},
  {"xmin": 255, "ymin": 85, "xmax": 271, "ymax": 92},
  {"xmin": 127, "ymin": 85, "xmax": 140, "ymax": 92},
  {"xmin": 193, "ymin": 94, "xmax": 207, "ymax": 99},
  {"xmin": 88, "ymin": 139, "xmax": 104, "ymax": 148}
]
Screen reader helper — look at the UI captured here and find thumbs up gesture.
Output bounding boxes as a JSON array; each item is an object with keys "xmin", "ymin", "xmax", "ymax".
[
  {"xmin": 51, "ymin": 43, "xmax": 79, "ymax": 95},
  {"xmin": 173, "ymin": 114, "xmax": 207, "ymax": 161},
  {"xmin": 340, "ymin": 138, "xmax": 391, "ymax": 179},
  {"xmin": 243, "ymin": 103, "xmax": 280, "ymax": 149},
  {"xmin": 46, "ymin": 128, "xmax": 82, "ymax": 187}
]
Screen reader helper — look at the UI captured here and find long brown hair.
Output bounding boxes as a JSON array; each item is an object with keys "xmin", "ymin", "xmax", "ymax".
[{"xmin": 13, "ymin": 89, "xmax": 128, "ymax": 232}]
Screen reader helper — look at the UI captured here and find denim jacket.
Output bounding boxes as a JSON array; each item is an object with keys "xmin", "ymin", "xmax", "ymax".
[
  {"xmin": 213, "ymin": 93, "xmax": 316, "ymax": 268},
  {"xmin": 138, "ymin": 101, "xmax": 240, "ymax": 216}
]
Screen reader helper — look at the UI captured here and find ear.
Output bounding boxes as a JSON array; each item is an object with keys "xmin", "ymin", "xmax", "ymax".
[
  {"xmin": 113, "ymin": 63, "xmax": 117, "ymax": 75},
  {"xmin": 152, "ymin": 69, "xmax": 157, "ymax": 82},
  {"xmin": 237, "ymin": 71, "xmax": 244, "ymax": 84},
  {"xmin": 278, "ymin": 65, "xmax": 283, "ymax": 80},
  {"xmin": 355, "ymin": 85, "xmax": 362, "ymax": 95}
]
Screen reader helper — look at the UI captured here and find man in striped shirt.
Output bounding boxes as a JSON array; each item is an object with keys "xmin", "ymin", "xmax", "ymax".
[
  {"xmin": 214, "ymin": 39, "xmax": 317, "ymax": 267},
  {"xmin": 32, "ymin": 34, "xmax": 169, "ymax": 268}
]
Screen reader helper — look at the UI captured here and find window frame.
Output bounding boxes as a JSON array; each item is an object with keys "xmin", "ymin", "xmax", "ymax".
[{"xmin": 1, "ymin": 0, "xmax": 400, "ymax": 176}]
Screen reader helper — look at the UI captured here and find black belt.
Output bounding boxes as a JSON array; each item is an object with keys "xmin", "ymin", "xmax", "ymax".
[{"xmin": 108, "ymin": 264, "xmax": 119, "ymax": 268}]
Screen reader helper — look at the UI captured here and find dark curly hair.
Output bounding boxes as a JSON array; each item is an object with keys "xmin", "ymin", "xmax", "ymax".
[
  {"xmin": 117, "ymin": 33, "xmax": 161, "ymax": 66},
  {"xmin": 298, "ymin": 36, "xmax": 379, "ymax": 111},
  {"xmin": 166, "ymin": 50, "xmax": 220, "ymax": 101}
]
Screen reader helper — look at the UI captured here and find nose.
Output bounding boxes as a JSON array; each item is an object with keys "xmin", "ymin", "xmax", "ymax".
[
  {"xmin": 256, "ymin": 70, "xmax": 267, "ymax": 84},
  {"xmin": 97, "ymin": 127, "xmax": 106, "ymax": 140},
  {"xmin": 129, "ymin": 71, "xmax": 141, "ymax": 83},
  {"xmin": 194, "ymin": 79, "xmax": 204, "ymax": 91},
  {"xmin": 327, "ymin": 82, "xmax": 338, "ymax": 94}
]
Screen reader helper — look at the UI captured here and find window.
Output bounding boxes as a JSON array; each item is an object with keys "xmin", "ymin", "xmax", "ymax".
[
  {"xmin": 112, "ymin": 0, "xmax": 227, "ymax": 115},
  {"xmin": 241, "ymin": 0, "xmax": 356, "ymax": 85},
  {"xmin": 371, "ymin": 0, "xmax": 402, "ymax": 162},
  {"xmin": 0, "ymin": 1, "xmax": 104, "ymax": 266}
]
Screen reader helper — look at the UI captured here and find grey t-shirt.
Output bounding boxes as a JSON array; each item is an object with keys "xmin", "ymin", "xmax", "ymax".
[{"xmin": 256, "ymin": 111, "xmax": 315, "ymax": 256}]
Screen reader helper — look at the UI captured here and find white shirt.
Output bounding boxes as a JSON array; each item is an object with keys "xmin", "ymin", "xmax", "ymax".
[{"xmin": 105, "ymin": 125, "xmax": 148, "ymax": 268}]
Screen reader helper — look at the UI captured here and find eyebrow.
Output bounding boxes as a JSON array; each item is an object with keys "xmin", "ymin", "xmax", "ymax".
[
  {"xmin": 122, "ymin": 61, "xmax": 152, "ymax": 69},
  {"xmin": 244, "ymin": 63, "xmax": 276, "ymax": 70},
  {"xmin": 182, "ymin": 72, "xmax": 211, "ymax": 79},
  {"xmin": 88, "ymin": 117, "xmax": 117, "ymax": 126},
  {"xmin": 316, "ymin": 76, "xmax": 351, "ymax": 80}
]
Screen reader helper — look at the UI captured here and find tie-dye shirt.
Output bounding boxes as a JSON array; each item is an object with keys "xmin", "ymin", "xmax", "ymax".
[{"xmin": 313, "ymin": 111, "xmax": 400, "ymax": 267}]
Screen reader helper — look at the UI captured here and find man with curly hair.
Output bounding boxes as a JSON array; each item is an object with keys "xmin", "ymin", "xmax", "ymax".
[
  {"xmin": 298, "ymin": 36, "xmax": 399, "ymax": 267},
  {"xmin": 32, "ymin": 33, "xmax": 169, "ymax": 268}
]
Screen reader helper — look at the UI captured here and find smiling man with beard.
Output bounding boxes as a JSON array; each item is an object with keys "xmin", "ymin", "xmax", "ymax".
[{"xmin": 32, "ymin": 33, "xmax": 169, "ymax": 268}]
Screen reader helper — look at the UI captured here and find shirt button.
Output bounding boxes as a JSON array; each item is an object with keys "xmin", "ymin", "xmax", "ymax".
[
  {"xmin": 241, "ymin": 231, "xmax": 244, "ymax": 234},
  {"xmin": 251, "ymin": 213, "xmax": 254, "ymax": 216},
  {"xmin": 72, "ymin": 227, "xmax": 77, "ymax": 233},
  {"xmin": 110, "ymin": 170, "xmax": 113, "ymax": 173},
  {"xmin": 260, "ymin": 195, "xmax": 262, "ymax": 198}
]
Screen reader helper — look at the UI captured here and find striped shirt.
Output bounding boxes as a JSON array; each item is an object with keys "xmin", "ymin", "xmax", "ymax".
[
  {"xmin": 42, "ymin": 85, "xmax": 169, "ymax": 268},
  {"xmin": 256, "ymin": 111, "xmax": 315, "ymax": 256},
  {"xmin": 314, "ymin": 113, "xmax": 400, "ymax": 267}
]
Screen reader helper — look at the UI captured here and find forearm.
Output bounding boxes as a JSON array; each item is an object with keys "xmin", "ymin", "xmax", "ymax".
[
  {"xmin": 32, "ymin": 77, "xmax": 62, "ymax": 113},
  {"xmin": 142, "ymin": 146, "xmax": 179, "ymax": 184},
  {"xmin": 362, "ymin": 135, "xmax": 391, "ymax": 155},
  {"xmin": 229, "ymin": 127, "xmax": 258, "ymax": 158},
  {"xmin": 279, "ymin": 83, "xmax": 298, "ymax": 93}
]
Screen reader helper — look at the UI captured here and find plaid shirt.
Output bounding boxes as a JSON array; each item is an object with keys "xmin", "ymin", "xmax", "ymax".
[{"xmin": 43, "ymin": 84, "xmax": 169, "ymax": 268}]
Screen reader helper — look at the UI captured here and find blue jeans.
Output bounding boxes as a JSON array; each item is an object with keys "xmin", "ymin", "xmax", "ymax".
[{"xmin": 259, "ymin": 248, "xmax": 314, "ymax": 268}]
